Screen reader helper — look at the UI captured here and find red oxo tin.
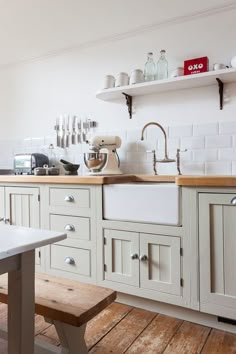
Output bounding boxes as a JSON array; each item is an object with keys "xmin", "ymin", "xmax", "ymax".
[{"xmin": 184, "ymin": 56, "xmax": 209, "ymax": 75}]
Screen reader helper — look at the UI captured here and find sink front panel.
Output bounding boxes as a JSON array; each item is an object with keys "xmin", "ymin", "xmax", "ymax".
[{"xmin": 103, "ymin": 183, "xmax": 181, "ymax": 226}]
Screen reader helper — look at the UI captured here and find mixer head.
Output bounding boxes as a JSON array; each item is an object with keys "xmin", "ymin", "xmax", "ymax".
[{"xmin": 86, "ymin": 135, "xmax": 121, "ymax": 151}]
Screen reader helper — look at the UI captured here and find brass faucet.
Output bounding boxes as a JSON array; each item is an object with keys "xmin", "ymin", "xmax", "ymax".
[{"xmin": 141, "ymin": 121, "xmax": 175, "ymax": 162}]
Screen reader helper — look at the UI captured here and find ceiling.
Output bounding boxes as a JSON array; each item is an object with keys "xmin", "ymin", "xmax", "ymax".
[{"xmin": 0, "ymin": 0, "xmax": 233, "ymax": 67}]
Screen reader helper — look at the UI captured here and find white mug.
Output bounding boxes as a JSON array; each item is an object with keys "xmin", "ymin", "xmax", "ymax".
[
  {"xmin": 115, "ymin": 72, "xmax": 129, "ymax": 87},
  {"xmin": 213, "ymin": 63, "xmax": 225, "ymax": 71},
  {"xmin": 130, "ymin": 69, "xmax": 144, "ymax": 84},
  {"xmin": 103, "ymin": 75, "xmax": 115, "ymax": 89}
]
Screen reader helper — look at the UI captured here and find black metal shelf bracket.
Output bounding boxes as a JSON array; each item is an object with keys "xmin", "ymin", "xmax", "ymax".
[
  {"xmin": 216, "ymin": 78, "xmax": 224, "ymax": 110},
  {"xmin": 122, "ymin": 92, "xmax": 133, "ymax": 119}
]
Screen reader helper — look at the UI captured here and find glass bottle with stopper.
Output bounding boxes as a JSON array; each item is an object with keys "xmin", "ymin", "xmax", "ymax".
[
  {"xmin": 144, "ymin": 52, "xmax": 156, "ymax": 81},
  {"xmin": 156, "ymin": 50, "xmax": 168, "ymax": 80}
]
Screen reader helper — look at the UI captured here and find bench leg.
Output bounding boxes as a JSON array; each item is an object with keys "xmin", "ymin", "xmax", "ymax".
[{"xmin": 53, "ymin": 320, "xmax": 88, "ymax": 354}]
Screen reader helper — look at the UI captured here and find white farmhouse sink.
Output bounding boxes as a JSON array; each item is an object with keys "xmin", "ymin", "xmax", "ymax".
[{"xmin": 103, "ymin": 183, "xmax": 181, "ymax": 226}]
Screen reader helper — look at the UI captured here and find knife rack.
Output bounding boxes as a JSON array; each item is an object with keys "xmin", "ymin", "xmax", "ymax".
[{"xmin": 54, "ymin": 116, "xmax": 97, "ymax": 149}]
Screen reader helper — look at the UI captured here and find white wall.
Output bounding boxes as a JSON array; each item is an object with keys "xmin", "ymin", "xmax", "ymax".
[{"xmin": 0, "ymin": 8, "xmax": 236, "ymax": 175}]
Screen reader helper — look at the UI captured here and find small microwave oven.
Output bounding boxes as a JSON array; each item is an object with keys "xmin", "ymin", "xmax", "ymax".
[{"xmin": 14, "ymin": 153, "xmax": 49, "ymax": 175}]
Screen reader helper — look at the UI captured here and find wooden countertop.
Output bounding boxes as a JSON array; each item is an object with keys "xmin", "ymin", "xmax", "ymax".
[
  {"xmin": 176, "ymin": 175, "xmax": 236, "ymax": 187},
  {"xmin": 0, "ymin": 174, "xmax": 176, "ymax": 184},
  {"xmin": 0, "ymin": 174, "xmax": 236, "ymax": 186}
]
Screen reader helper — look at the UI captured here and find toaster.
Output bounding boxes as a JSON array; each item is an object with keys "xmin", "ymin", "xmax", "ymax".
[{"xmin": 14, "ymin": 153, "xmax": 49, "ymax": 175}]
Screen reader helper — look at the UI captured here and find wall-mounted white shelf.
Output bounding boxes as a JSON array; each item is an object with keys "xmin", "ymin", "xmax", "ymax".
[{"xmin": 96, "ymin": 68, "xmax": 236, "ymax": 118}]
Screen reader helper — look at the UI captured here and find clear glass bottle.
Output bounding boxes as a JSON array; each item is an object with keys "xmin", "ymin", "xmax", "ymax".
[
  {"xmin": 144, "ymin": 52, "xmax": 156, "ymax": 81},
  {"xmin": 156, "ymin": 50, "xmax": 168, "ymax": 80}
]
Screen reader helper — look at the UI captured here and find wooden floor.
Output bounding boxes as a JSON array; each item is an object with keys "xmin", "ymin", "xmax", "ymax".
[{"xmin": 0, "ymin": 302, "xmax": 236, "ymax": 353}]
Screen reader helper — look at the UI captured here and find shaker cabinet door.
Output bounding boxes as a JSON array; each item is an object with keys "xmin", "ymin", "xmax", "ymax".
[
  {"xmin": 5, "ymin": 186, "xmax": 41, "ymax": 267},
  {"xmin": 104, "ymin": 229, "xmax": 139, "ymax": 287},
  {"xmin": 5, "ymin": 187, "xmax": 40, "ymax": 228},
  {"xmin": 140, "ymin": 233, "xmax": 181, "ymax": 296},
  {"xmin": 199, "ymin": 193, "xmax": 236, "ymax": 319}
]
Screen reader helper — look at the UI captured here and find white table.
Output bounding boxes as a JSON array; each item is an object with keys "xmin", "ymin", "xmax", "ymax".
[{"xmin": 0, "ymin": 224, "xmax": 66, "ymax": 354}]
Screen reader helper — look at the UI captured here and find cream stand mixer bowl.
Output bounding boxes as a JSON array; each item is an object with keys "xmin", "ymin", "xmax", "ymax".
[{"xmin": 84, "ymin": 152, "xmax": 107, "ymax": 173}]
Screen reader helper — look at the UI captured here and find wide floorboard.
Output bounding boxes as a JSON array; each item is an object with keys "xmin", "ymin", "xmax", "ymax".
[{"xmin": 0, "ymin": 302, "xmax": 236, "ymax": 353}]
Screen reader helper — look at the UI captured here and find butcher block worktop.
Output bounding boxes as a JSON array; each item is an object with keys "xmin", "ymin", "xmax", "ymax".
[
  {"xmin": 0, "ymin": 174, "xmax": 235, "ymax": 186},
  {"xmin": 0, "ymin": 174, "xmax": 176, "ymax": 184},
  {"xmin": 175, "ymin": 175, "xmax": 236, "ymax": 187}
]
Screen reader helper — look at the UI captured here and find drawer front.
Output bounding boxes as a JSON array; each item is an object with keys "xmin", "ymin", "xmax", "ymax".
[
  {"xmin": 49, "ymin": 188, "xmax": 90, "ymax": 210},
  {"xmin": 50, "ymin": 214, "xmax": 90, "ymax": 243},
  {"xmin": 50, "ymin": 244, "xmax": 91, "ymax": 277}
]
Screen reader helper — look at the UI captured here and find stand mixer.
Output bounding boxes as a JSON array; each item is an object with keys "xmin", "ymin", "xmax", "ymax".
[{"xmin": 84, "ymin": 136, "xmax": 122, "ymax": 175}]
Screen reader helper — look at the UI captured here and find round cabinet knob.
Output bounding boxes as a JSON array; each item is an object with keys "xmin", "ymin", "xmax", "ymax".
[
  {"xmin": 231, "ymin": 197, "xmax": 236, "ymax": 205},
  {"xmin": 64, "ymin": 224, "xmax": 75, "ymax": 232},
  {"xmin": 0, "ymin": 217, "xmax": 4, "ymax": 222},
  {"xmin": 64, "ymin": 195, "xmax": 74, "ymax": 202},
  {"xmin": 4, "ymin": 218, "xmax": 10, "ymax": 224},
  {"xmin": 139, "ymin": 255, "xmax": 148, "ymax": 261},
  {"xmin": 64, "ymin": 257, "xmax": 75, "ymax": 265},
  {"xmin": 130, "ymin": 253, "xmax": 139, "ymax": 260}
]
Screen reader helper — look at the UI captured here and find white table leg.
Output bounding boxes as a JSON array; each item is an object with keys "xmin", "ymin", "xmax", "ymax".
[{"xmin": 8, "ymin": 250, "xmax": 35, "ymax": 354}]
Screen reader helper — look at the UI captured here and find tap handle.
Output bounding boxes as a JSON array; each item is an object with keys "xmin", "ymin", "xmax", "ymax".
[{"xmin": 176, "ymin": 149, "xmax": 187, "ymax": 175}]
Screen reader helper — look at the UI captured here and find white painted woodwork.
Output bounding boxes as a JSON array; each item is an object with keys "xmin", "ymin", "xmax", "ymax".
[
  {"xmin": 0, "ymin": 226, "xmax": 66, "ymax": 354},
  {"xmin": 0, "ymin": 187, "xmax": 4, "ymax": 222},
  {"xmin": 50, "ymin": 214, "xmax": 91, "ymax": 245},
  {"xmin": 199, "ymin": 192, "xmax": 236, "ymax": 319},
  {"xmin": 5, "ymin": 186, "xmax": 41, "ymax": 267},
  {"xmin": 96, "ymin": 68, "xmax": 236, "ymax": 101},
  {"xmin": 103, "ymin": 228, "xmax": 182, "ymax": 297},
  {"xmin": 49, "ymin": 187, "xmax": 90, "ymax": 210},
  {"xmin": 43, "ymin": 184, "xmax": 98, "ymax": 283},
  {"xmin": 5, "ymin": 187, "xmax": 39, "ymax": 228},
  {"xmin": 50, "ymin": 244, "xmax": 91, "ymax": 277},
  {"xmin": 104, "ymin": 229, "xmax": 139, "ymax": 287},
  {"xmin": 140, "ymin": 233, "xmax": 181, "ymax": 295},
  {"xmin": 103, "ymin": 183, "xmax": 181, "ymax": 225}
]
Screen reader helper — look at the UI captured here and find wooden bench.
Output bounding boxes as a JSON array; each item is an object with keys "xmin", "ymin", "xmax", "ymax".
[{"xmin": 0, "ymin": 273, "xmax": 116, "ymax": 354}]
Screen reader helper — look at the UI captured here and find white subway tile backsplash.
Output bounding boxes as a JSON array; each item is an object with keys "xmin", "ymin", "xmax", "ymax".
[
  {"xmin": 182, "ymin": 162, "xmax": 205, "ymax": 175},
  {"xmin": 219, "ymin": 148, "xmax": 236, "ymax": 161},
  {"xmin": 232, "ymin": 135, "xmax": 236, "ymax": 148},
  {"xmin": 205, "ymin": 162, "xmax": 232, "ymax": 175},
  {"xmin": 3, "ymin": 120, "xmax": 236, "ymax": 175},
  {"xmin": 232, "ymin": 162, "xmax": 236, "ymax": 175},
  {"xmin": 137, "ymin": 140, "xmax": 157, "ymax": 152},
  {"xmin": 146, "ymin": 125, "xmax": 169, "ymax": 142},
  {"xmin": 181, "ymin": 136, "xmax": 205, "ymax": 150},
  {"xmin": 167, "ymin": 137, "xmax": 180, "ymax": 150},
  {"xmin": 206, "ymin": 135, "xmax": 232, "ymax": 148},
  {"xmin": 193, "ymin": 123, "xmax": 218, "ymax": 136},
  {"xmin": 169, "ymin": 125, "xmax": 193, "ymax": 138},
  {"xmin": 193, "ymin": 149, "xmax": 218, "ymax": 162},
  {"xmin": 220, "ymin": 121, "xmax": 236, "ymax": 135},
  {"xmin": 126, "ymin": 151, "xmax": 147, "ymax": 162},
  {"xmin": 127, "ymin": 129, "xmax": 142, "ymax": 142}
]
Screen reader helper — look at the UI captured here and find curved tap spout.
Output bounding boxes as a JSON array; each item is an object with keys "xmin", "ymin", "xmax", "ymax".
[{"xmin": 141, "ymin": 121, "xmax": 174, "ymax": 161}]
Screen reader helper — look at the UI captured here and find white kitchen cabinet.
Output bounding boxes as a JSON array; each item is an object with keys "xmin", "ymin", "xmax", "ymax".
[
  {"xmin": 199, "ymin": 192, "xmax": 236, "ymax": 320},
  {"xmin": 0, "ymin": 185, "xmax": 41, "ymax": 268},
  {"xmin": 0, "ymin": 187, "xmax": 4, "ymax": 220},
  {"xmin": 104, "ymin": 228, "xmax": 181, "ymax": 297},
  {"xmin": 42, "ymin": 184, "xmax": 99, "ymax": 284}
]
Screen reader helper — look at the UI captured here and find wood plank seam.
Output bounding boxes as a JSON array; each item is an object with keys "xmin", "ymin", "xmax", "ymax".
[
  {"xmin": 88, "ymin": 305, "xmax": 134, "ymax": 351},
  {"xmin": 199, "ymin": 328, "xmax": 213, "ymax": 354},
  {"xmin": 161, "ymin": 319, "xmax": 186, "ymax": 353}
]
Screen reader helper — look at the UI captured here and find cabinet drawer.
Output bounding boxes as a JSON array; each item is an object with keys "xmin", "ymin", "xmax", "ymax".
[
  {"xmin": 49, "ymin": 188, "xmax": 90, "ymax": 210},
  {"xmin": 50, "ymin": 245, "xmax": 91, "ymax": 277},
  {"xmin": 50, "ymin": 214, "xmax": 90, "ymax": 244}
]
